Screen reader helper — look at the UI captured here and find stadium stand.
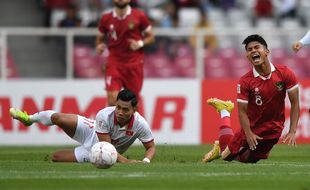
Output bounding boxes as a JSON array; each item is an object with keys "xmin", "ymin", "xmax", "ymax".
[
  {"xmin": 73, "ymin": 45, "xmax": 106, "ymax": 78},
  {"xmin": 204, "ymin": 56, "xmax": 230, "ymax": 79},
  {"xmin": 174, "ymin": 55, "xmax": 196, "ymax": 78},
  {"xmin": 0, "ymin": 0, "xmax": 309, "ymax": 79}
]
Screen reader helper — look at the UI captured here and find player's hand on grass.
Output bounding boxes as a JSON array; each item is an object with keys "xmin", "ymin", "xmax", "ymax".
[
  {"xmin": 245, "ymin": 131, "xmax": 263, "ymax": 150},
  {"xmin": 282, "ymin": 131, "xmax": 297, "ymax": 146},
  {"xmin": 96, "ymin": 43, "xmax": 106, "ymax": 54}
]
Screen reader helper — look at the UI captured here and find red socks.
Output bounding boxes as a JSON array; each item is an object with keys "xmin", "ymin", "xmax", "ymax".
[{"xmin": 218, "ymin": 117, "xmax": 233, "ymax": 152}]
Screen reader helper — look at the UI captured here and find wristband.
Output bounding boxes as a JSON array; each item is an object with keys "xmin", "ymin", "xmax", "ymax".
[
  {"xmin": 137, "ymin": 40, "xmax": 144, "ymax": 48},
  {"xmin": 142, "ymin": 157, "xmax": 150, "ymax": 163}
]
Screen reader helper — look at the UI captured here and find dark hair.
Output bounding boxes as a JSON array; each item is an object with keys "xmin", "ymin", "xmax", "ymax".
[
  {"xmin": 242, "ymin": 34, "xmax": 268, "ymax": 50},
  {"xmin": 116, "ymin": 89, "xmax": 138, "ymax": 107}
]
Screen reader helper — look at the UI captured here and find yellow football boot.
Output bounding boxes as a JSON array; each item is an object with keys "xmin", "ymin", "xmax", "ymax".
[{"xmin": 207, "ymin": 98, "xmax": 234, "ymax": 113}]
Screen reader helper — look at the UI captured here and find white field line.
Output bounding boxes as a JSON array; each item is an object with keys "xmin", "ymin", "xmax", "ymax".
[
  {"xmin": 257, "ymin": 162, "xmax": 310, "ymax": 167},
  {"xmin": 0, "ymin": 171, "xmax": 309, "ymax": 179}
]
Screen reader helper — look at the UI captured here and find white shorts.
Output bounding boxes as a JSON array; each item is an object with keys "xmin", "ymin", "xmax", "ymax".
[{"xmin": 73, "ymin": 115, "xmax": 98, "ymax": 162}]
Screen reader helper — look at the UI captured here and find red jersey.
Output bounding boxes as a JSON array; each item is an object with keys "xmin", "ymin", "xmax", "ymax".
[
  {"xmin": 98, "ymin": 6, "xmax": 151, "ymax": 67},
  {"xmin": 237, "ymin": 63, "xmax": 298, "ymax": 139}
]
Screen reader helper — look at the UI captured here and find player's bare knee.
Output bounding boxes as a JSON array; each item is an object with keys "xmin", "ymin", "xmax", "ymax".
[{"xmin": 51, "ymin": 113, "xmax": 62, "ymax": 125}]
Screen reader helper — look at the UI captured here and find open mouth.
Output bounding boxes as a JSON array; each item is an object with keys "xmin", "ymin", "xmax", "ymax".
[{"xmin": 252, "ymin": 54, "xmax": 260, "ymax": 62}]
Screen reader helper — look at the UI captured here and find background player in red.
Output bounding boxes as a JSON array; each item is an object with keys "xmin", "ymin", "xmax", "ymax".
[
  {"xmin": 202, "ymin": 34, "xmax": 300, "ymax": 163},
  {"xmin": 95, "ymin": 0, "xmax": 155, "ymax": 109}
]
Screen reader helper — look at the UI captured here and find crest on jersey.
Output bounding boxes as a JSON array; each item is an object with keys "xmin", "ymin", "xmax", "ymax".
[
  {"xmin": 128, "ymin": 20, "xmax": 135, "ymax": 30},
  {"xmin": 275, "ymin": 81, "xmax": 284, "ymax": 91},
  {"xmin": 126, "ymin": 130, "xmax": 134, "ymax": 136}
]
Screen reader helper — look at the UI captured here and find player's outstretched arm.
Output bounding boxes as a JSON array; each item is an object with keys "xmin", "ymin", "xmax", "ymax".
[
  {"xmin": 96, "ymin": 33, "xmax": 106, "ymax": 54},
  {"xmin": 142, "ymin": 140, "xmax": 156, "ymax": 164},
  {"xmin": 96, "ymin": 133, "xmax": 141, "ymax": 163},
  {"xmin": 292, "ymin": 29, "xmax": 310, "ymax": 52},
  {"xmin": 292, "ymin": 41, "xmax": 303, "ymax": 52},
  {"xmin": 238, "ymin": 102, "xmax": 262, "ymax": 150},
  {"xmin": 116, "ymin": 153, "xmax": 142, "ymax": 163},
  {"xmin": 282, "ymin": 88, "xmax": 300, "ymax": 146}
]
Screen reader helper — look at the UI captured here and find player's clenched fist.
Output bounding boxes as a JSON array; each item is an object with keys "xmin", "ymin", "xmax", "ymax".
[{"xmin": 292, "ymin": 41, "xmax": 303, "ymax": 52}]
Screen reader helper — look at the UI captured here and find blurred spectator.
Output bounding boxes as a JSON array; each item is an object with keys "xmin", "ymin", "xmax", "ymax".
[
  {"xmin": 138, "ymin": 0, "xmax": 166, "ymax": 11},
  {"xmin": 173, "ymin": 0, "xmax": 205, "ymax": 17},
  {"xmin": 251, "ymin": 0, "xmax": 274, "ymax": 26},
  {"xmin": 58, "ymin": 4, "xmax": 82, "ymax": 27},
  {"xmin": 173, "ymin": 0, "xmax": 202, "ymax": 7},
  {"xmin": 189, "ymin": 11, "xmax": 218, "ymax": 52},
  {"xmin": 274, "ymin": 0, "xmax": 306, "ymax": 27},
  {"xmin": 84, "ymin": 0, "xmax": 105, "ymax": 27},
  {"xmin": 41, "ymin": 0, "xmax": 74, "ymax": 27},
  {"xmin": 219, "ymin": 0, "xmax": 236, "ymax": 14},
  {"xmin": 159, "ymin": 1, "xmax": 179, "ymax": 28}
]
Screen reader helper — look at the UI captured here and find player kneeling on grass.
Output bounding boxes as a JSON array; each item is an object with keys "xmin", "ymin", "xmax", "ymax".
[
  {"xmin": 10, "ymin": 89, "xmax": 155, "ymax": 164},
  {"xmin": 202, "ymin": 34, "xmax": 300, "ymax": 163}
]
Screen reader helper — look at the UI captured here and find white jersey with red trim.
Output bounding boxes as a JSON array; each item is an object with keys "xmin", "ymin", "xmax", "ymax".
[
  {"xmin": 95, "ymin": 106, "xmax": 154, "ymax": 154},
  {"xmin": 300, "ymin": 29, "xmax": 310, "ymax": 45}
]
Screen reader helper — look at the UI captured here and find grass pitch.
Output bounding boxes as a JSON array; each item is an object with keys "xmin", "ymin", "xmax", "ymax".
[{"xmin": 0, "ymin": 144, "xmax": 310, "ymax": 190}]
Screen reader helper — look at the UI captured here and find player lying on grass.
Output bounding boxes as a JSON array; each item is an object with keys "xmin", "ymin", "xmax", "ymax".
[
  {"xmin": 202, "ymin": 34, "xmax": 300, "ymax": 163},
  {"xmin": 10, "ymin": 89, "xmax": 155, "ymax": 164}
]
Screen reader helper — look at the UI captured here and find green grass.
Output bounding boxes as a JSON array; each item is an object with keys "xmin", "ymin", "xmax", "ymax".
[{"xmin": 1, "ymin": 144, "xmax": 310, "ymax": 190}]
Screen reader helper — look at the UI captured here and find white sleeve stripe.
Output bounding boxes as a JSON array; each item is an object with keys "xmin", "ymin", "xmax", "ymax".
[
  {"xmin": 143, "ymin": 25, "xmax": 152, "ymax": 33},
  {"xmin": 300, "ymin": 30, "xmax": 310, "ymax": 45},
  {"xmin": 237, "ymin": 99, "xmax": 248, "ymax": 104},
  {"xmin": 287, "ymin": 84, "xmax": 299, "ymax": 92},
  {"xmin": 142, "ymin": 139, "xmax": 154, "ymax": 144}
]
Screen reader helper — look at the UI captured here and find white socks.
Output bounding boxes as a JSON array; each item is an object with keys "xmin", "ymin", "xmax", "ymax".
[
  {"xmin": 29, "ymin": 110, "xmax": 56, "ymax": 126},
  {"xmin": 220, "ymin": 109, "xmax": 230, "ymax": 118}
]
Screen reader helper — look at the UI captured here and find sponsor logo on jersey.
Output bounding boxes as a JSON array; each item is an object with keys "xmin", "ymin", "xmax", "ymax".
[
  {"xmin": 126, "ymin": 130, "xmax": 134, "ymax": 136},
  {"xmin": 128, "ymin": 21, "xmax": 134, "ymax": 29},
  {"xmin": 237, "ymin": 84, "xmax": 241, "ymax": 94}
]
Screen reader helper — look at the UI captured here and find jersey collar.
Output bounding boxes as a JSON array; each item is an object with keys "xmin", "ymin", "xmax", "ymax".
[
  {"xmin": 112, "ymin": 6, "xmax": 132, "ymax": 20},
  {"xmin": 253, "ymin": 62, "xmax": 275, "ymax": 80}
]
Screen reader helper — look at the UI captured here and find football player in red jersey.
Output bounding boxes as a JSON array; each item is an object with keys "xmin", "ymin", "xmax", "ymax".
[
  {"xmin": 95, "ymin": 0, "xmax": 155, "ymax": 110},
  {"xmin": 203, "ymin": 34, "xmax": 300, "ymax": 163}
]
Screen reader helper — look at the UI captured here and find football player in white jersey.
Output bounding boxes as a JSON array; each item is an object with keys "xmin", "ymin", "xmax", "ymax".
[
  {"xmin": 292, "ymin": 29, "xmax": 310, "ymax": 52},
  {"xmin": 10, "ymin": 89, "xmax": 155, "ymax": 164}
]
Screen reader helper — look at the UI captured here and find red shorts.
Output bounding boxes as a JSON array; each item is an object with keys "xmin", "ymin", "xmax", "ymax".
[
  {"xmin": 227, "ymin": 131, "xmax": 279, "ymax": 162},
  {"xmin": 104, "ymin": 63, "xmax": 143, "ymax": 95}
]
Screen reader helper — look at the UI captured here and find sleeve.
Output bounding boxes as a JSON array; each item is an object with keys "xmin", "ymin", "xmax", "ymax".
[
  {"xmin": 237, "ymin": 77, "xmax": 249, "ymax": 103},
  {"xmin": 299, "ymin": 29, "xmax": 310, "ymax": 46},
  {"xmin": 283, "ymin": 66, "xmax": 298, "ymax": 91},
  {"xmin": 95, "ymin": 110, "xmax": 110, "ymax": 134},
  {"xmin": 138, "ymin": 121, "xmax": 154, "ymax": 143},
  {"xmin": 98, "ymin": 15, "xmax": 108, "ymax": 34},
  {"xmin": 139, "ymin": 11, "xmax": 151, "ymax": 32}
]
